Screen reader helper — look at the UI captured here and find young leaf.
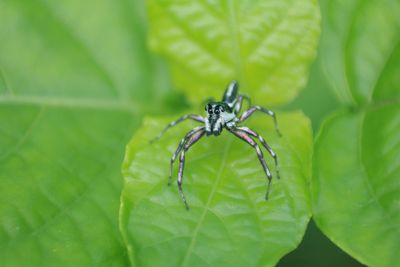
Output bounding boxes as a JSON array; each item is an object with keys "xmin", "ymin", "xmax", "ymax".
[
  {"xmin": 147, "ymin": 0, "xmax": 320, "ymax": 105},
  {"xmin": 121, "ymin": 111, "xmax": 312, "ymax": 267}
]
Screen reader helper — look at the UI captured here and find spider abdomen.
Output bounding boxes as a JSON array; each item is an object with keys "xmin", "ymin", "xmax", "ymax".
[{"xmin": 222, "ymin": 80, "xmax": 238, "ymax": 106}]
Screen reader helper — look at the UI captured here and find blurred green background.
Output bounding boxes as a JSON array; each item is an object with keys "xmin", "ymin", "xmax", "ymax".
[{"xmin": 1, "ymin": 0, "xmax": 399, "ymax": 266}]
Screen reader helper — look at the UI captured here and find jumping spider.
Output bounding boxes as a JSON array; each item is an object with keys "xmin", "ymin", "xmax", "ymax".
[{"xmin": 151, "ymin": 81, "xmax": 281, "ymax": 210}]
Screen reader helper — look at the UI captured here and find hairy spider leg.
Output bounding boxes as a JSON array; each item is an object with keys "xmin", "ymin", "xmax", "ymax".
[
  {"xmin": 169, "ymin": 126, "xmax": 204, "ymax": 185},
  {"xmin": 234, "ymin": 94, "xmax": 252, "ymax": 114},
  {"xmin": 236, "ymin": 126, "xmax": 280, "ymax": 179},
  {"xmin": 150, "ymin": 114, "xmax": 204, "ymax": 143},
  {"xmin": 178, "ymin": 129, "xmax": 206, "ymax": 210},
  {"xmin": 239, "ymin": 106, "xmax": 282, "ymax": 137},
  {"xmin": 229, "ymin": 128, "xmax": 273, "ymax": 200}
]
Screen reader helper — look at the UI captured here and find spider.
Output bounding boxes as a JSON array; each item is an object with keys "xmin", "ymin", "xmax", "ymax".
[{"xmin": 151, "ymin": 80, "xmax": 281, "ymax": 210}]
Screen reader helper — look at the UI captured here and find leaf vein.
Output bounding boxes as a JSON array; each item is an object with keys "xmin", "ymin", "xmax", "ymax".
[
  {"xmin": 0, "ymin": 106, "xmax": 45, "ymax": 161},
  {"xmin": 35, "ymin": 0, "xmax": 121, "ymax": 98},
  {"xmin": 245, "ymin": 0, "xmax": 295, "ymax": 60},
  {"xmin": 359, "ymin": 114, "xmax": 400, "ymax": 236},
  {"xmin": 180, "ymin": 139, "xmax": 232, "ymax": 267},
  {"xmin": 160, "ymin": 3, "xmax": 231, "ymax": 72}
]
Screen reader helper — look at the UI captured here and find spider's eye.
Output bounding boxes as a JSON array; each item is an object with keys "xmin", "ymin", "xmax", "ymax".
[
  {"xmin": 205, "ymin": 104, "xmax": 212, "ymax": 113},
  {"xmin": 215, "ymin": 108, "xmax": 220, "ymax": 115}
]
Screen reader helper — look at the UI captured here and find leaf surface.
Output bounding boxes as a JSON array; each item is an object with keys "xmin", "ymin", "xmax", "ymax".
[
  {"xmin": 320, "ymin": 0, "xmax": 400, "ymax": 104},
  {"xmin": 0, "ymin": 0, "xmax": 169, "ymax": 266},
  {"xmin": 147, "ymin": 0, "xmax": 320, "ymax": 105},
  {"xmin": 0, "ymin": 106, "xmax": 139, "ymax": 267},
  {"xmin": 313, "ymin": 106, "xmax": 400, "ymax": 266},
  {"xmin": 121, "ymin": 111, "xmax": 312, "ymax": 267},
  {"xmin": 312, "ymin": 1, "xmax": 400, "ymax": 265}
]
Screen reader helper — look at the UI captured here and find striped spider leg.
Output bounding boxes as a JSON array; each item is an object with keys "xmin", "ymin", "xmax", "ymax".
[
  {"xmin": 239, "ymin": 105, "xmax": 282, "ymax": 137},
  {"xmin": 176, "ymin": 127, "xmax": 206, "ymax": 210},
  {"xmin": 228, "ymin": 127, "xmax": 275, "ymax": 200},
  {"xmin": 150, "ymin": 114, "xmax": 204, "ymax": 143},
  {"xmin": 235, "ymin": 126, "xmax": 280, "ymax": 180},
  {"xmin": 169, "ymin": 126, "xmax": 204, "ymax": 185},
  {"xmin": 150, "ymin": 114, "xmax": 205, "ymax": 209},
  {"xmin": 233, "ymin": 94, "xmax": 252, "ymax": 114},
  {"xmin": 151, "ymin": 80, "xmax": 282, "ymax": 209}
]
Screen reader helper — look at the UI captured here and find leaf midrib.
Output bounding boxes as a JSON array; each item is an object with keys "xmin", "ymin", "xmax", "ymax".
[
  {"xmin": 227, "ymin": 0, "xmax": 243, "ymax": 80},
  {"xmin": 0, "ymin": 95, "xmax": 146, "ymax": 114},
  {"xmin": 180, "ymin": 138, "xmax": 233, "ymax": 267}
]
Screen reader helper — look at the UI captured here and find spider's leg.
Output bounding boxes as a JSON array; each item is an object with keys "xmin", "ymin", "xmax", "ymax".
[
  {"xmin": 238, "ymin": 106, "xmax": 282, "ymax": 136},
  {"xmin": 177, "ymin": 128, "xmax": 206, "ymax": 210},
  {"xmin": 234, "ymin": 94, "xmax": 252, "ymax": 114},
  {"xmin": 229, "ymin": 128, "xmax": 273, "ymax": 200},
  {"xmin": 236, "ymin": 126, "xmax": 280, "ymax": 179},
  {"xmin": 150, "ymin": 114, "xmax": 205, "ymax": 143},
  {"xmin": 169, "ymin": 126, "xmax": 204, "ymax": 185}
]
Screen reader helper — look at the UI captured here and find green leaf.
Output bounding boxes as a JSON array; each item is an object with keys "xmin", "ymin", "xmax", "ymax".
[
  {"xmin": 312, "ymin": 105, "xmax": 400, "ymax": 266},
  {"xmin": 320, "ymin": 0, "xmax": 400, "ymax": 105},
  {"xmin": 0, "ymin": 0, "xmax": 170, "ymax": 266},
  {"xmin": 0, "ymin": 0, "xmax": 170, "ymax": 103},
  {"xmin": 121, "ymin": 111, "xmax": 312, "ymax": 267},
  {"xmin": 147, "ymin": 0, "xmax": 320, "ymax": 106},
  {"xmin": 0, "ymin": 106, "xmax": 139, "ymax": 267},
  {"xmin": 312, "ymin": 1, "xmax": 400, "ymax": 265}
]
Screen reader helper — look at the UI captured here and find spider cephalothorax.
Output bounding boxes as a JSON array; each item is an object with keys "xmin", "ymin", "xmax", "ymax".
[
  {"xmin": 204, "ymin": 102, "xmax": 234, "ymax": 136},
  {"xmin": 151, "ymin": 80, "xmax": 281, "ymax": 210}
]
